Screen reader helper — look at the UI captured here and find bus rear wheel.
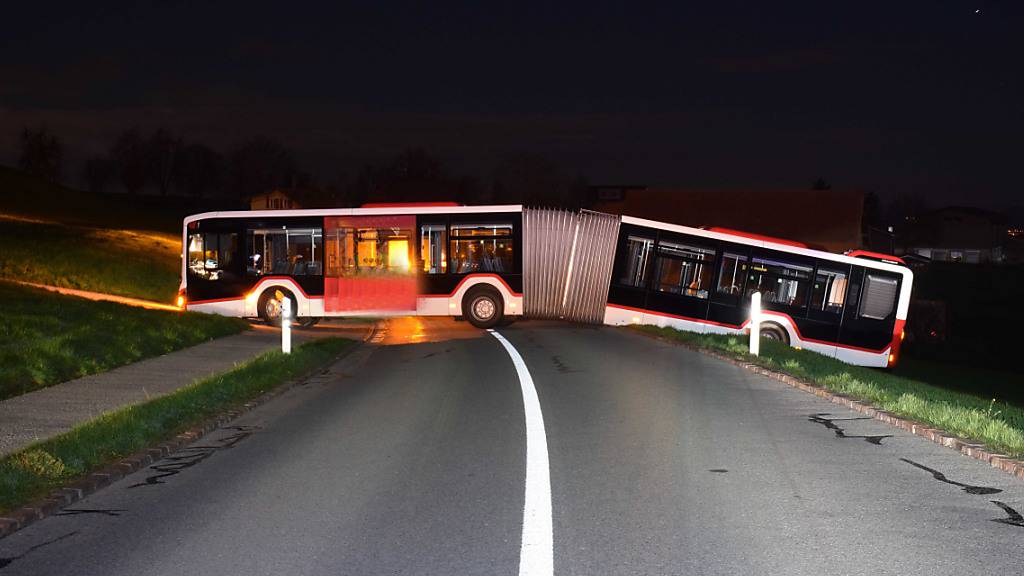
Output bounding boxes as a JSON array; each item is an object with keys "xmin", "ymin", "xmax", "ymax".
[
  {"xmin": 257, "ymin": 288, "xmax": 296, "ymax": 327},
  {"xmin": 462, "ymin": 286, "xmax": 504, "ymax": 329}
]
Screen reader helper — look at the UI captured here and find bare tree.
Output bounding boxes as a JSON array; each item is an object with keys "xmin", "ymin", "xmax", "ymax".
[
  {"xmin": 110, "ymin": 128, "xmax": 147, "ymax": 194},
  {"xmin": 17, "ymin": 126, "xmax": 63, "ymax": 183},
  {"xmin": 147, "ymin": 128, "xmax": 183, "ymax": 196}
]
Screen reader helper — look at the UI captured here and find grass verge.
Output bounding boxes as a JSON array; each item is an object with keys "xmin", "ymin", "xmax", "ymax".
[
  {"xmin": 634, "ymin": 325, "xmax": 1024, "ymax": 458},
  {"xmin": 0, "ymin": 337, "xmax": 354, "ymax": 514},
  {"xmin": 0, "ymin": 282, "xmax": 248, "ymax": 400},
  {"xmin": 0, "ymin": 217, "xmax": 181, "ymax": 302}
]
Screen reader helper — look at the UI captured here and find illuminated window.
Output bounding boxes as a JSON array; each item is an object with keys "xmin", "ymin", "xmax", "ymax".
[
  {"xmin": 188, "ymin": 232, "xmax": 237, "ymax": 281},
  {"xmin": 247, "ymin": 227, "xmax": 322, "ymax": 276},
  {"xmin": 716, "ymin": 252, "xmax": 748, "ymax": 295},
  {"xmin": 744, "ymin": 256, "xmax": 812, "ymax": 308},
  {"xmin": 811, "ymin": 267, "xmax": 847, "ymax": 313},
  {"xmin": 618, "ymin": 236, "xmax": 654, "ymax": 288},
  {"xmin": 387, "ymin": 238, "xmax": 410, "ymax": 269},
  {"xmin": 450, "ymin": 222, "xmax": 513, "ymax": 274},
  {"xmin": 654, "ymin": 240, "xmax": 715, "ymax": 298},
  {"xmin": 420, "ymin": 224, "xmax": 447, "ymax": 273},
  {"xmin": 324, "ymin": 226, "xmax": 414, "ymax": 276}
]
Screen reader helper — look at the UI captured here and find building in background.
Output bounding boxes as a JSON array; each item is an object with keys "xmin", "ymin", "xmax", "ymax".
[
  {"xmin": 902, "ymin": 206, "xmax": 1008, "ymax": 264},
  {"xmin": 249, "ymin": 189, "xmax": 303, "ymax": 211},
  {"xmin": 590, "ymin": 186, "xmax": 864, "ymax": 253}
]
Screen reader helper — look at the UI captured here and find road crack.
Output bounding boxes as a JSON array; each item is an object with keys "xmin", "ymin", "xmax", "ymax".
[
  {"xmin": 808, "ymin": 413, "xmax": 892, "ymax": 445},
  {"xmin": 900, "ymin": 458, "xmax": 1002, "ymax": 495}
]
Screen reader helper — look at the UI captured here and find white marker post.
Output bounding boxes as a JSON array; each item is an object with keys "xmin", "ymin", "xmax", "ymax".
[
  {"xmin": 281, "ymin": 297, "xmax": 292, "ymax": 354},
  {"xmin": 749, "ymin": 291, "xmax": 761, "ymax": 356}
]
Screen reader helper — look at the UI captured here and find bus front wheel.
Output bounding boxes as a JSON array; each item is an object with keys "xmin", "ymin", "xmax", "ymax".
[
  {"xmin": 462, "ymin": 286, "xmax": 504, "ymax": 329},
  {"xmin": 257, "ymin": 288, "xmax": 296, "ymax": 327}
]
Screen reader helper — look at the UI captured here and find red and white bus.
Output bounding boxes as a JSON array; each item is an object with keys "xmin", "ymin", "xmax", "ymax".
[{"xmin": 180, "ymin": 204, "xmax": 912, "ymax": 367}]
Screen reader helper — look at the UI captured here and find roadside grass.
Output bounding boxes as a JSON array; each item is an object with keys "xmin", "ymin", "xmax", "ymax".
[
  {"xmin": 634, "ymin": 325, "xmax": 1024, "ymax": 458},
  {"xmin": 891, "ymin": 355, "xmax": 1024, "ymax": 409},
  {"xmin": 0, "ymin": 283, "xmax": 248, "ymax": 400},
  {"xmin": 0, "ymin": 217, "xmax": 181, "ymax": 302},
  {"xmin": 0, "ymin": 337, "xmax": 354, "ymax": 514}
]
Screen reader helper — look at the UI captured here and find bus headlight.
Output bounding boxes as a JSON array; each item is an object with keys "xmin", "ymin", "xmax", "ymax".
[{"xmin": 176, "ymin": 295, "xmax": 185, "ymax": 309}]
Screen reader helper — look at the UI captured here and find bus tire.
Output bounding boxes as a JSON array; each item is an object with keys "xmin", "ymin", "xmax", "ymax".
[
  {"xmin": 761, "ymin": 322, "xmax": 790, "ymax": 345},
  {"xmin": 257, "ymin": 288, "xmax": 296, "ymax": 327},
  {"xmin": 462, "ymin": 286, "xmax": 504, "ymax": 329}
]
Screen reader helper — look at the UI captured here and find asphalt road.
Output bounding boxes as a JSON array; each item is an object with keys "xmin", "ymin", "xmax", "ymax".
[{"xmin": 2, "ymin": 318, "xmax": 1023, "ymax": 575}]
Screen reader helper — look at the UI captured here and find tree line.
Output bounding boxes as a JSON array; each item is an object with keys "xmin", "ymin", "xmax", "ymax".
[{"xmin": 14, "ymin": 126, "xmax": 589, "ymax": 209}]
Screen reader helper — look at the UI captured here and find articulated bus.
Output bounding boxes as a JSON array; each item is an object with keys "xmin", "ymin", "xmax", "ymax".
[{"xmin": 180, "ymin": 204, "xmax": 912, "ymax": 367}]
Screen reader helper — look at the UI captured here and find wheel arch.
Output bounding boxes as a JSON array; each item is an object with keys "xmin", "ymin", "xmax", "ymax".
[
  {"xmin": 247, "ymin": 277, "xmax": 312, "ymax": 317},
  {"xmin": 450, "ymin": 275, "xmax": 522, "ymax": 317}
]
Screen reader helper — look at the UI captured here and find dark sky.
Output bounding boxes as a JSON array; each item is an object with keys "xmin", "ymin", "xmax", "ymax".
[{"xmin": 1, "ymin": 1, "xmax": 1020, "ymax": 208}]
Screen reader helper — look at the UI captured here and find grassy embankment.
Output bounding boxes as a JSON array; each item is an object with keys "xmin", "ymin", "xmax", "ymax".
[
  {"xmin": 0, "ymin": 282, "xmax": 248, "ymax": 400},
  {"xmin": 0, "ymin": 216, "xmax": 182, "ymax": 302},
  {"xmin": 0, "ymin": 167, "xmax": 249, "ymax": 399},
  {"xmin": 0, "ymin": 337, "xmax": 355, "ymax": 513},
  {"xmin": 636, "ymin": 326, "xmax": 1024, "ymax": 458}
]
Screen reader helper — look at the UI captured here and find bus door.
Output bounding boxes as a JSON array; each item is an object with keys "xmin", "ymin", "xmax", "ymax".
[
  {"xmin": 803, "ymin": 261, "xmax": 852, "ymax": 346},
  {"xmin": 323, "ymin": 215, "xmax": 418, "ymax": 313},
  {"xmin": 707, "ymin": 242, "xmax": 751, "ymax": 329},
  {"xmin": 837, "ymin": 266, "xmax": 902, "ymax": 353}
]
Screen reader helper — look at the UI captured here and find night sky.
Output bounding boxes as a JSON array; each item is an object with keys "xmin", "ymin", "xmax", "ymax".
[{"xmin": 2, "ymin": 1, "xmax": 1020, "ymax": 208}]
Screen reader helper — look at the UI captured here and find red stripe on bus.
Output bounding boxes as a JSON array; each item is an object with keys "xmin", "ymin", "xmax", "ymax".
[
  {"xmin": 420, "ymin": 274, "xmax": 523, "ymax": 298},
  {"xmin": 845, "ymin": 250, "xmax": 906, "ymax": 264},
  {"xmin": 188, "ymin": 296, "xmax": 243, "ymax": 305},
  {"xmin": 248, "ymin": 276, "xmax": 325, "ymax": 299},
  {"xmin": 607, "ymin": 303, "xmax": 895, "ymax": 354}
]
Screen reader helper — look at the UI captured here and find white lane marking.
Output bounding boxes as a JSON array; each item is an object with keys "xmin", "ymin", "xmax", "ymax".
[{"xmin": 489, "ymin": 329, "xmax": 553, "ymax": 576}]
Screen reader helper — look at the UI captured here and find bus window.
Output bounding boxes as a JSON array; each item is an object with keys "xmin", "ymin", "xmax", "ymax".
[
  {"xmin": 745, "ymin": 256, "xmax": 812, "ymax": 308},
  {"xmin": 188, "ymin": 233, "xmax": 204, "ymax": 272},
  {"xmin": 618, "ymin": 236, "xmax": 654, "ymax": 288},
  {"xmin": 654, "ymin": 240, "xmax": 715, "ymax": 298},
  {"xmin": 859, "ymin": 274, "xmax": 898, "ymax": 320},
  {"xmin": 188, "ymin": 232, "xmax": 237, "ymax": 281},
  {"xmin": 716, "ymin": 252, "xmax": 748, "ymax": 296},
  {"xmin": 450, "ymin": 223, "xmax": 513, "ymax": 274},
  {"xmin": 248, "ymin": 227, "xmax": 323, "ymax": 276},
  {"xmin": 420, "ymin": 224, "xmax": 447, "ymax": 273},
  {"xmin": 811, "ymin": 267, "xmax": 847, "ymax": 314}
]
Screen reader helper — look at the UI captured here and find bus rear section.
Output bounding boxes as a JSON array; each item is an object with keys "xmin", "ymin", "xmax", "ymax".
[{"xmin": 601, "ymin": 216, "xmax": 912, "ymax": 368}]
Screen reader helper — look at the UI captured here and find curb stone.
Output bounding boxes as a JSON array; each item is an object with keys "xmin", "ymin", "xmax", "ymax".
[
  {"xmin": 0, "ymin": 324, "xmax": 379, "ymax": 540},
  {"xmin": 640, "ymin": 330, "xmax": 1024, "ymax": 482}
]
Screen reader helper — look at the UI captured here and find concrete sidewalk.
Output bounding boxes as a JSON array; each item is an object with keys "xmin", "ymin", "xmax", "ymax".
[{"xmin": 0, "ymin": 321, "xmax": 374, "ymax": 457}]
